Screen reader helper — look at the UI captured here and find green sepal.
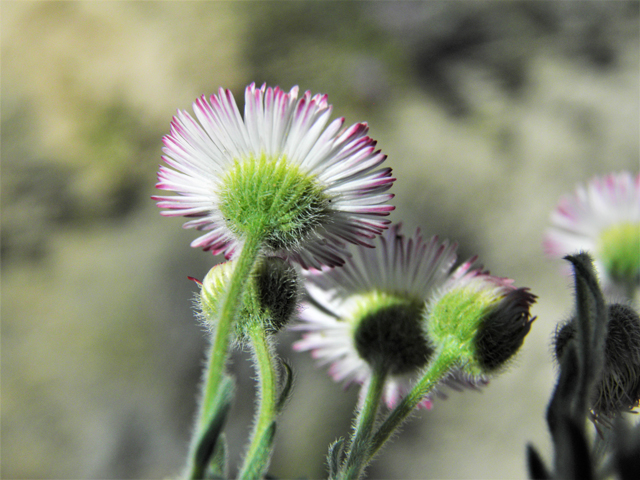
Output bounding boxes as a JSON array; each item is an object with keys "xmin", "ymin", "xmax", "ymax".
[
  {"xmin": 218, "ymin": 153, "xmax": 332, "ymax": 252},
  {"xmin": 327, "ymin": 438, "xmax": 346, "ymax": 480}
]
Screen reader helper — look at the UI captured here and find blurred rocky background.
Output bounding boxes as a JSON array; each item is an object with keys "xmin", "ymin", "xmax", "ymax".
[{"xmin": 2, "ymin": 1, "xmax": 638, "ymax": 479}]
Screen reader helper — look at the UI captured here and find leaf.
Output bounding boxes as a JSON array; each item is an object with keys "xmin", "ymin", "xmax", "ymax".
[
  {"xmin": 276, "ymin": 360, "xmax": 294, "ymax": 414},
  {"xmin": 205, "ymin": 433, "xmax": 228, "ymax": 479},
  {"xmin": 192, "ymin": 374, "xmax": 235, "ymax": 479},
  {"xmin": 526, "ymin": 444, "xmax": 551, "ymax": 480},
  {"xmin": 563, "ymin": 253, "xmax": 608, "ymax": 420},
  {"xmin": 327, "ymin": 437, "xmax": 345, "ymax": 480}
]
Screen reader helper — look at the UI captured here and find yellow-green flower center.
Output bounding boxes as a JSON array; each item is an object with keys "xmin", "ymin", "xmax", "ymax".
[
  {"xmin": 218, "ymin": 154, "xmax": 332, "ymax": 251},
  {"xmin": 350, "ymin": 291, "xmax": 432, "ymax": 374},
  {"xmin": 597, "ymin": 222, "xmax": 640, "ymax": 283}
]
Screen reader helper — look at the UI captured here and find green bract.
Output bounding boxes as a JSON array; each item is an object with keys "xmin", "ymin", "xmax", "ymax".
[{"xmin": 218, "ymin": 154, "xmax": 332, "ymax": 251}]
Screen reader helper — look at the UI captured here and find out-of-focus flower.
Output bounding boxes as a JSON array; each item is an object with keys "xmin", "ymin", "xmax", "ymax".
[
  {"xmin": 154, "ymin": 83, "xmax": 395, "ymax": 268},
  {"xmin": 426, "ymin": 271, "xmax": 536, "ymax": 379},
  {"xmin": 544, "ymin": 172, "xmax": 640, "ymax": 294},
  {"xmin": 292, "ymin": 224, "xmax": 482, "ymax": 409}
]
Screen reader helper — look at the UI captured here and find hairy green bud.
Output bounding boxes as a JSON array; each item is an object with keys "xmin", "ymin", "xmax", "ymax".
[
  {"xmin": 426, "ymin": 276, "xmax": 536, "ymax": 377},
  {"xmin": 200, "ymin": 256, "xmax": 300, "ymax": 340}
]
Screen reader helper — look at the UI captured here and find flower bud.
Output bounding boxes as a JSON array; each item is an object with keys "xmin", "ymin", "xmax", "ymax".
[
  {"xmin": 200, "ymin": 256, "xmax": 300, "ymax": 339},
  {"xmin": 554, "ymin": 303, "xmax": 640, "ymax": 418},
  {"xmin": 426, "ymin": 273, "xmax": 536, "ymax": 378}
]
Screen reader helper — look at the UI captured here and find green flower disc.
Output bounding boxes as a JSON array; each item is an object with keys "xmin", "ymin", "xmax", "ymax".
[{"xmin": 598, "ymin": 222, "xmax": 640, "ymax": 283}]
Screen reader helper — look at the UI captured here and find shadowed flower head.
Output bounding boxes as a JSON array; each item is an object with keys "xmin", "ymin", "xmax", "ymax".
[
  {"xmin": 153, "ymin": 83, "xmax": 395, "ymax": 268},
  {"xmin": 544, "ymin": 172, "xmax": 640, "ymax": 295},
  {"xmin": 292, "ymin": 224, "xmax": 482, "ymax": 409},
  {"xmin": 555, "ymin": 303, "xmax": 640, "ymax": 420}
]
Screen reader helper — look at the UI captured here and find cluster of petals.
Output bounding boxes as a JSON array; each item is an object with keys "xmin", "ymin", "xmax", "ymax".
[
  {"xmin": 544, "ymin": 172, "xmax": 640, "ymax": 281},
  {"xmin": 293, "ymin": 224, "xmax": 485, "ymax": 409},
  {"xmin": 154, "ymin": 83, "xmax": 395, "ymax": 268}
]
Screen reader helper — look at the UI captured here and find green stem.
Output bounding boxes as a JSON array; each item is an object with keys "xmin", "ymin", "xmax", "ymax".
[
  {"xmin": 340, "ymin": 366, "xmax": 388, "ymax": 480},
  {"xmin": 187, "ymin": 233, "xmax": 263, "ymax": 479},
  {"xmin": 237, "ymin": 323, "xmax": 280, "ymax": 480},
  {"xmin": 367, "ymin": 348, "xmax": 459, "ymax": 464}
]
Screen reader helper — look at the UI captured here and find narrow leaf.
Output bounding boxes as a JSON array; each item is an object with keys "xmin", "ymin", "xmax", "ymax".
[
  {"xmin": 327, "ymin": 437, "xmax": 345, "ymax": 479},
  {"xmin": 276, "ymin": 360, "xmax": 294, "ymax": 414}
]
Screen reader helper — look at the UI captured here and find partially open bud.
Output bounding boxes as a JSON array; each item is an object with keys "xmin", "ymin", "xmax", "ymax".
[
  {"xmin": 554, "ymin": 303, "xmax": 640, "ymax": 418},
  {"xmin": 426, "ymin": 272, "xmax": 536, "ymax": 378},
  {"xmin": 200, "ymin": 256, "xmax": 300, "ymax": 340}
]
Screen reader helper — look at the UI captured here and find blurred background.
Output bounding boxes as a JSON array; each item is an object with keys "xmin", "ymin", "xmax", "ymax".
[{"xmin": 2, "ymin": 1, "xmax": 638, "ymax": 478}]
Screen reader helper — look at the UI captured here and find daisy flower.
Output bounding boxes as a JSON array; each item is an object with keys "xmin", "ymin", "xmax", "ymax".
[
  {"xmin": 154, "ymin": 83, "xmax": 395, "ymax": 268},
  {"xmin": 544, "ymin": 172, "xmax": 640, "ymax": 294},
  {"xmin": 292, "ymin": 224, "xmax": 485, "ymax": 410}
]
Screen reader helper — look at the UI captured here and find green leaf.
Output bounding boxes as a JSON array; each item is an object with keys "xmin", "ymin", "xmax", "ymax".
[
  {"xmin": 192, "ymin": 374, "xmax": 235, "ymax": 480},
  {"xmin": 205, "ymin": 433, "xmax": 228, "ymax": 479},
  {"xmin": 327, "ymin": 438, "xmax": 345, "ymax": 480},
  {"xmin": 276, "ymin": 360, "xmax": 294, "ymax": 414}
]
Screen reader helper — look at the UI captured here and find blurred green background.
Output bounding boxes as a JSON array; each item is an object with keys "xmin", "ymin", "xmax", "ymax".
[{"xmin": 2, "ymin": 1, "xmax": 638, "ymax": 478}]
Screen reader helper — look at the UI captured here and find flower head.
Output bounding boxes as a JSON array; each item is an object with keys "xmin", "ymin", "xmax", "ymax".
[
  {"xmin": 426, "ymin": 270, "xmax": 536, "ymax": 379},
  {"xmin": 292, "ymin": 224, "xmax": 482, "ymax": 409},
  {"xmin": 154, "ymin": 83, "xmax": 395, "ymax": 268},
  {"xmin": 544, "ymin": 172, "xmax": 640, "ymax": 294}
]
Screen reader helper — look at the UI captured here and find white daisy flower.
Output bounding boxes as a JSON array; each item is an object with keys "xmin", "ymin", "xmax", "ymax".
[
  {"xmin": 153, "ymin": 83, "xmax": 395, "ymax": 269},
  {"xmin": 292, "ymin": 224, "xmax": 484, "ymax": 409},
  {"xmin": 544, "ymin": 172, "xmax": 640, "ymax": 294}
]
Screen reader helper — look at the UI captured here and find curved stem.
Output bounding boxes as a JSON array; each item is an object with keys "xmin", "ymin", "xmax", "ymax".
[
  {"xmin": 187, "ymin": 233, "xmax": 263, "ymax": 479},
  {"xmin": 367, "ymin": 348, "xmax": 458, "ymax": 464},
  {"xmin": 340, "ymin": 366, "xmax": 388, "ymax": 480},
  {"xmin": 238, "ymin": 323, "xmax": 280, "ymax": 480}
]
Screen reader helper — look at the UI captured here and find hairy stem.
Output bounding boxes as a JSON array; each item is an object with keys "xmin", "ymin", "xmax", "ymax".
[
  {"xmin": 367, "ymin": 348, "xmax": 458, "ymax": 463},
  {"xmin": 238, "ymin": 323, "xmax": 280, "ymax": 480},
  {"xmin": 187, "ymin": 233, "xmax": 262, "ymax": 479},
  {"xmin": 340, "ymin": 366, "xmax": 388, "ymax": 480}
]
